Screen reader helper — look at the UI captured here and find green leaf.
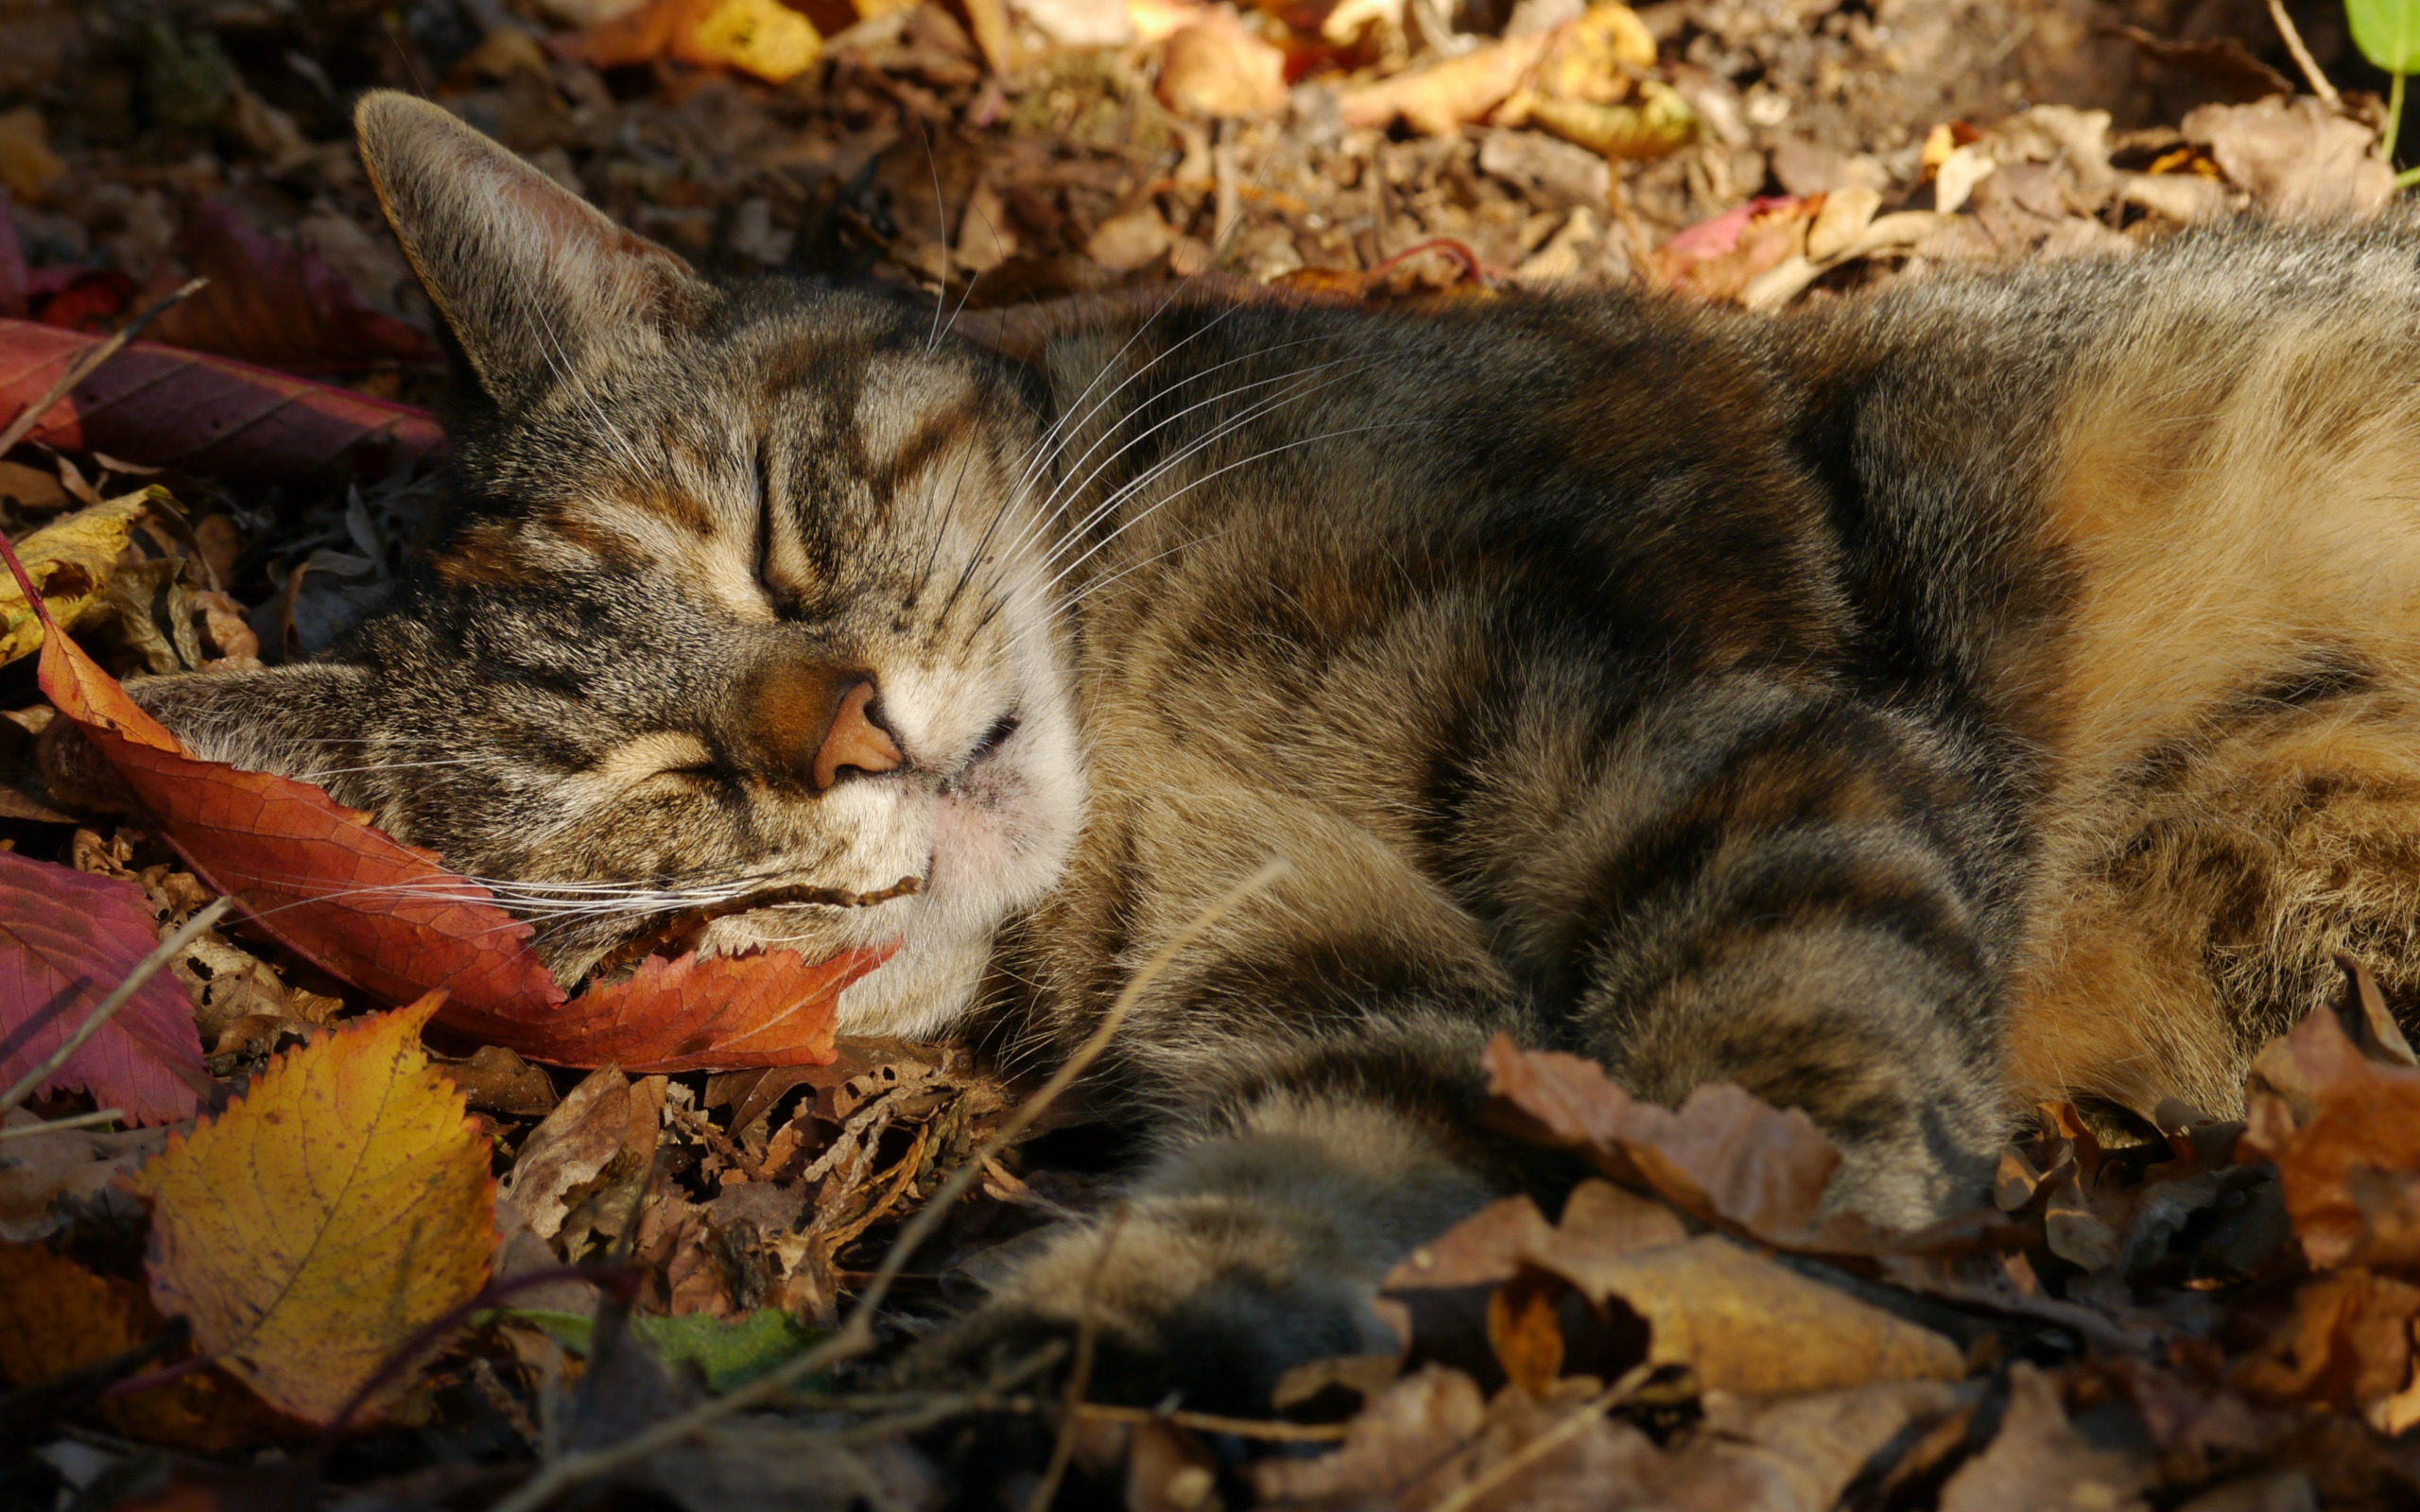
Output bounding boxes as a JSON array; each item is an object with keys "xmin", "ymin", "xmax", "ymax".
[
  {"xmin": 2351, "ymin": 0, "xmax": 2420, "ymax": 74},
  {"xmin": 480, "ymin": 1307, "xmax": 826, "ymax": 1394}
]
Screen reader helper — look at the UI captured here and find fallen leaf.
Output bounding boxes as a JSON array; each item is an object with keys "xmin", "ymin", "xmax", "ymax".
[
  {"xmin": 1655, "ymin": 197, "xmax": 1815, "ymax": 301},
  {"xmin": 508, "ymin": 946, "xmax": 880, "ymax": 1073},
  {"xmin": 2180, "ymin": 98, "xmax": 2394, "ymax": 221},
  {"xmin": 0, "ymin": 106, "xmax": 63, "ymax": 203},
  {"xmin": 0, "ymin": 490, "xmax": 150, "ymax": 664},
  {"xmin": 1337, "ymin": 31, "xmax": 1554, "ymax": 135},
  {"xmin": 0, "ymin": 1108, "xmax": 164, "ymax": 1241},
  {"xmin": 1157, "ymin": 10, "xmax": 1288, "ymax": 118},
  {"xmin": 0, "ymin": 849, "xmax": 206, "ymax": 1125},
  {"xmin": 1657, "ymin": 1380, "xmax": 1971, "ymax": 1512},
  {"xmin": 433, "ymin": 1044, "xmax": 559, "ymax": 1117},
  {"xmin": 2233, "ymin": 1269, "xmax": 2420, "ymax": 1416},
  {"xmin": 1481, "ymin": 1035, "xmax": 1859, "ymax": 1250},
  {"xmin": 1252, "ymin": 1363, "xmax": 1487, "ymax": 1503},
  {"xmin": 1549, "ymin": 1234, "xmax": 1964, "ymax": 1394},
  {"xmin": 0, "ymin": 1241, "xmax": 290, "ymax": 1452},
  {"xmin": 1938, "ymin": 1364, "xmax": 2152, "ymax": 1512},
  {"xmin": 2238, "ymin": 1005, "xmax": 2420, "ymax": 1270},
  {"xmin": 128, "ymin": 993, "xmax": 496, "ymax": 1424},
  {"xmin": 502, "ymin": 1066, "xmax": 635, "ymax": 1241},
  {"xmin": 0, "ymin": 318, "xmax": 445, "ymax": 481},
  {"xmin": 145, "ymin": 200, "xmax": 439, "ymax": 376},
  {"xmin": 582, "ymin": 0, "xmax": 824, "ymax": 82}
]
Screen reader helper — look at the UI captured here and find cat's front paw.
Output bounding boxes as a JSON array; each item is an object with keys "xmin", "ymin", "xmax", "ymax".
[{"xmin": 902, "ymin": 1198, "xmax": 1397, "ymax": 1415}]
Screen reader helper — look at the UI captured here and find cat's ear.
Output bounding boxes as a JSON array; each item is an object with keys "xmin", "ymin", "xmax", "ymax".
[{"xmin": 354, "ymin": 90, "xmax": 704, "ymax": 406}]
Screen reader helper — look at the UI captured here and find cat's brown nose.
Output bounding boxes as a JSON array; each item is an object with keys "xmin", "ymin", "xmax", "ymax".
[{"xmin": 813, "ymin": 679, "xmax": 905, "ymax": 790}]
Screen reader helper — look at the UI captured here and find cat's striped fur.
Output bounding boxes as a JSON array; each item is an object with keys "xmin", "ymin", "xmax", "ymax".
[{"xmin": 129, "ymin": 93, "xmax": 2420, "ymax": 1416}]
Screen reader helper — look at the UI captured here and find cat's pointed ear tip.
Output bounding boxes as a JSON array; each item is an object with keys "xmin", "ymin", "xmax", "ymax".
[{"xmin": 353, "ymin": 91, "xmax": 488, "ymax": 165}]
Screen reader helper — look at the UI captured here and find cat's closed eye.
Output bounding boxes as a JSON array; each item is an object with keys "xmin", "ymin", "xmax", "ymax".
[{"xmin": 591, "ymin": 731, "xmax": 718, "ymax": 790}]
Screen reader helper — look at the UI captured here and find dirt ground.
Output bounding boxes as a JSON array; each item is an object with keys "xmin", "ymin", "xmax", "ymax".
[{"xmin": 6, "ymin": 0, "xmax": 2420, "ymax": 1508}]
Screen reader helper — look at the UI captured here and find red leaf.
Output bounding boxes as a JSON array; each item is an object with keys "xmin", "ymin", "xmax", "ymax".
[
  {"xmin": 480, "ymin": 946, "xmax": 890, "ymax": 1072},
  {"xmin": 0, "ymin": 318, "xmax": 445, "ymax": 481},
  {"xmin": 0, "ymin": 537, "xmax": 857, "ymax": 1073},
  {"xmin": 0, "ymin": 850, "xmax": 205, "ymax": 1125},
  {"xmin": 146, "ymin": 201, "xmax": 440, "ymax": 376}
]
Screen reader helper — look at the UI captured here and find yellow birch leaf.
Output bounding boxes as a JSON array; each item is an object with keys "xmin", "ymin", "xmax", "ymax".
[
  {"xmin": 127, "ymin": 993, "xmax": 497, "ymax": 1425},
  {"xmin": 0, "ymin": 490, "xmax": 152, "ymax": 665}
]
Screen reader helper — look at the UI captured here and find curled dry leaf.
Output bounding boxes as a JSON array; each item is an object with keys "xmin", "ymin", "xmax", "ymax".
[
  {"xmin": 1481, "ymin": 1033, "xmax": 1861, "ymax": 1250},
  {"xmin": 0, "ymin": 318, "xmax": 445, "ymax": 481},
  {"xmin": 0, "ymin": 490, "xmax": 149, "ymax": 664},
  {"xmin": 0, "ymin": 848, "xmax": 207, "ymax": 1125},
  {"xmin": 1938, "ymin": 1363, "xmax": 2152, "ymax": 1512},
  {"xmin": 2233, "ymin": 1268, "xmax": 2420, "ymax": 1421},
  {"xmin": 4, "ymin": 536, "xmax": 876, "ymax": 1072},
  {"xmin": 1156, "ymin": 10, "xmax": 1289, "ymax": 119},
  {"xmin": 1337, "ymin": 30, "xmax": 1555, "ymax": 135},
  {"xmin": 2238, "ymin": 1003, "xmax": 2420, "ymax": 1270},
  {"xmin": 127, "ymin": 993, "xmax": 495, "ymax": 1425},
  {"xmin": 0, "ymin": 1108, "xmax": 164, "ymax": 1242}
]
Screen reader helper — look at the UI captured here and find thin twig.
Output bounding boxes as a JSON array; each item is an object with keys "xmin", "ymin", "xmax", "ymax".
[
  {"xmin": 0, "ymin": 279, "xmax": 207, "ymax": 459},
  {"xmin": 765, "ymin": 1388, "xmax": 1353, "ymax": 1442},
  {"xmin": 484, "ymin": 858, "xmax": 1292, "ymax": 1512},
  {"xmin": 1427, "ymin": 1365, "xmax": 1655, "ymax": 1512},
  {"xmin": 0, "ymin": 1108, "xmax": 126, "ymax": 1141},
  {"xmin": 2267, "ymin": 0, "xmax": 2341, "ymax": 111},
  {"xmin": 1074, "ymin": 1401, "xmax": 1351, "ymax": 1443},
  {"xmin": 1027, "ymin": 1201, "xmax": 1130, "ymax": 1512},
  {"xmin": 0, "ymin": 899, "xmax": 232, "ymax": 1120}
]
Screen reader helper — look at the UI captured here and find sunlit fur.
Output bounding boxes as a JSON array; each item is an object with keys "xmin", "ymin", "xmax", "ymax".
[{"xmin": 126, "ymin": 93, "xmax": 2420, "ymax": 1416}]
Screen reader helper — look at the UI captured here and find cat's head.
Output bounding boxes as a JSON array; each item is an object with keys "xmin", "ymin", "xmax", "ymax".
[{"xmin": 131, "ymin": 92, "xmax": 1086, "ymax": 1036}]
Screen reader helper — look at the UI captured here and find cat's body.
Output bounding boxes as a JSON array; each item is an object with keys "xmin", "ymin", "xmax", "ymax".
[{"xmin": 131, "ymin": 94, "xmax": 2420, "ymax": 1418}]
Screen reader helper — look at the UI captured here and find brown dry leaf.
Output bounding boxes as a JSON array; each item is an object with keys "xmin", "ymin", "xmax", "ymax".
[
  {"xmin": 1549, "ymin": 1234, "xmax": 1963, "ymax": 1394},
  {"xmin": 2238, "ymin": 1003, "xmax": 2420, "ymax": 1270},
  {"xmin": 1527, "ymin": 82, "xmax": 1699, "ymax": 161},
  {"xmin": 0, "ymin": 1241, "xmax": 291, "ymax": 1452},
  {"xmin": 1938, "ymin": 1364, "xmax": 2152, "ymax": 1512},
  {"xmin": 1337, "ymin": 30, "xmax": 1554, "ymax": 135},
  {"xmin": 1654, "ymin": 198, "xmax": 1818, "ymax": 303},
  {"xmin": 502, "ymin": 1065, "xmax": 634, "ymax": 1241},
  {"xmin": 1481, "ymin": 1034, "xmax": 1858, "ymax": 1249},
  {"xmin": 1654, "ymin": 1380, "xmax": 1971, "ymax": 1512},
  {"xmin": 2180, "ymin": 98, "xmax": 2394, "ymax": 221},
  {"xmin": 1157, "ymin": 9, "xmax": 1288, "ymax": 119},
  {"xmin": 128, "ymin": 993, "xmax": 497, "ymax": 1424},
  {"xmin": 0, "ymin": 1108, "xmax": 164, "ymax": 1242},
  {"xmin": 1251, "ymin": 1363, "xmax": 1486, "ymax": 1503},
  {"xmin": 2233, "ymin": 1269, "xmax": 2420, "ymax": 1418}
]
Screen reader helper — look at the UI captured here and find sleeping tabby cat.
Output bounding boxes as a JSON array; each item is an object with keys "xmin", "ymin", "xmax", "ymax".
[{"xmin": 127, "ymin": 92, "xmax": 2420, "ymax": 1417}]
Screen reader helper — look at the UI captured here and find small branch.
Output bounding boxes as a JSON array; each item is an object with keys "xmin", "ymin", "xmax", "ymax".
[
  {"xmin": 0, "ymin": 899, "xmax": 232, "ymax": 1120},
  {"xmin": 2267, "ymin": 0, "xmax": 2341, "ymax": 111},
  {"xmin": 1027, "ymin": 1202, "xmax": 1129, "ymax": 1512},
  {"xmin": 483, "ymin": 858, "xmax": 1292, "ymax": 1512},
  {"xmin": 0, "ymin": 1108, "xmax": 125, "ymax": 1141},
  {"xmin": 0, "ymin": 279, "xmax": 207, "ymax": 460}
]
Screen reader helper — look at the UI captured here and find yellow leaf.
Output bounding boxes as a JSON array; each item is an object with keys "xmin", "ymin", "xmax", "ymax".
[
  {"xmin": 0, "ymin": 105, "xmax": 64, "ymax": 202},
  {"xmin": 1530, "ymin": 79, "xmax": 1698, "ymax": 161},
  {"xmin": 678, "ymin": 0, "xmax": 821, "ymax": 83},
  {"xmin": 128, "ymin": 993, "xmax": 496, "ymax": 1424},
  {"xmin": 1552, "ymin": 1235, "xmax": 1964, "ymax": 1393},
  {"xmin": 1537, "ymin": 3, "xmax": 1658, "ymax": 106},
  {"xmin": 0, "ymin": 490, "xmax": 152, "ymax": 665}
]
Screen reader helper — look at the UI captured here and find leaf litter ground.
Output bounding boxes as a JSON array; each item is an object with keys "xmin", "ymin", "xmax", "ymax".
[{"xmin": 5, "ymin": 0, "xmax": 2420, "ymax": 1508}]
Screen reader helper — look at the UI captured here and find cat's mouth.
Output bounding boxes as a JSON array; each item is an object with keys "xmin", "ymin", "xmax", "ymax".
[{"xmin": 585, "ymin": 874, "xmax": 923, "ymax": 980}]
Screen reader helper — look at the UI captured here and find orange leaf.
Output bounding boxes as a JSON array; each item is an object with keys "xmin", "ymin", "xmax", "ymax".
[
  {"xmin": 0, "ymin": 850, "xmax": 206, "ymax": 1124},
  {"xmin": 0, "ymin": 1241, "xmax": 293, "ymax": 1452},
  {"xmin": 1, "ymin": 533, "xmax": 862, "ymax": 1073},
  {"xmin": 127, "ymin": 993, "xmax": 496, "ymax": 1424},
  {"xmin": 2238, "ymin": 1004, "xmax": 2420, "ymax": 1270},
  {"xmin": 465, "ymin": 943, "xmax": 888, "ymax": 1072}
]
